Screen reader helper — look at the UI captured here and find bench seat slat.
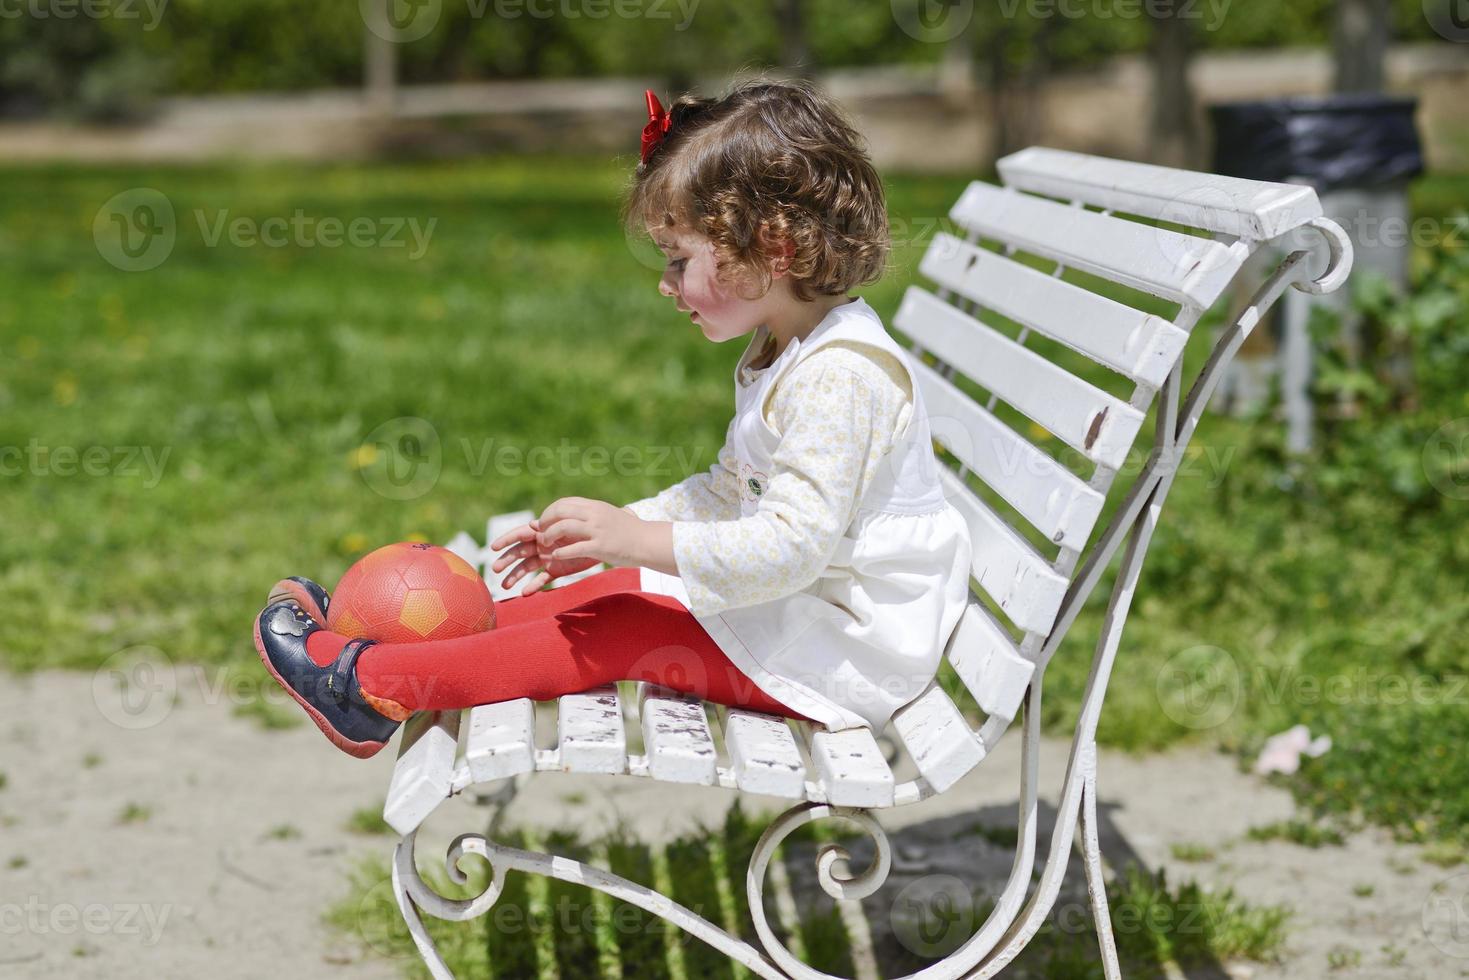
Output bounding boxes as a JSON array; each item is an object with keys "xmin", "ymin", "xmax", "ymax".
[
  {"xmin": 809, "ymin": 726, "xmax": 895, "ymax": 808},
  {"xmin": 921, "ymin": 232, "xmax": 1190, "ymax": 388},
  {"xmin": 945, "ymin": 603, "xmax": 1036, "ymax": 726},
  {"xmin": 998, "ymin": 146, "xmax": 1323, "ymax": 242},
  {"xmin": 384, "ymin": 710, "xmax": 461, "ymax": 835},
  {"xmin": 638, "ymin": 684, "xmax": 718, "ymax": 785},
  {"xmin": 939, "ymin": 466, "xmax": 1068, "ymax": 636},
  {"xmin": 465, "ymin": 699, "xmax": 536, "ymax": 784},
  {"xmin": 891, "ymin": 685, "xmax": 986, "ymax": 794},
  {"xmin": 897, "ymin": 287, "xmax": 1144, "ymax": 469},
  {"xmin": 557, "ymin": 686, "xmax": 627, "ymax": 775},
  {"xmin": 915, "ymin": 358, "xmax": 1104, "ymax": 550},
  {"xmin": 949, "ymin": 181, "xmax": 1243, "ymax": 308},
  {"xmin": 723, "ymin": 710, "xmax": 807, "ymax": 799}
]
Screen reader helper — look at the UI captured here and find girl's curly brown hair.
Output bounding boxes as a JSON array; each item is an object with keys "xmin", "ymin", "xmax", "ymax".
[{"xmin": 624, "ymin": 78, "xmax": 890, "ymax": 303}]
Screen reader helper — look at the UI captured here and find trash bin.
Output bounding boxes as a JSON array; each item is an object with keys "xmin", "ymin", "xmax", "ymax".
[{"xmin": 1207, "ymin": 95, "xmax": 1425, "ymax": 453}]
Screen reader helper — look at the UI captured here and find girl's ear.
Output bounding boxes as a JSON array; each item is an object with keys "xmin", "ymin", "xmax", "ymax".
[{"xmin": 758, "ymin": 222, "xmax": 795, "ymax": 279}]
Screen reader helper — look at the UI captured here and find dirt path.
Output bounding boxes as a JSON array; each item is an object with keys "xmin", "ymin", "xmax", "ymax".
[{"xmin": 0, "ymin": 667, "xmax": 1460, "ymax": 978}]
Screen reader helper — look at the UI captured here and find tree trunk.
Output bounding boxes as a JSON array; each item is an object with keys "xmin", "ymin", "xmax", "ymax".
[
  {"xmin": 1333, "ymin": 0, "xmax": 1390, "ymax": 94},
  {"xmin": 773, "ymin": 0, "xmax": 812, "ymax": 77},
  {"xmin": 1147, "ymin": 6, "xmax": 1199, "ymax": 169}
]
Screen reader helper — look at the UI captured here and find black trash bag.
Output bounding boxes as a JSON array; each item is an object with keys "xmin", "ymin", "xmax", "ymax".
[{"xmin": 1209, "ymin": 95, "xmax": 1424, "ymax": 191}]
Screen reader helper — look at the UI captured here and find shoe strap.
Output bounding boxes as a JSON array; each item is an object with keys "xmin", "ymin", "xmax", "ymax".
[{"xmin": 328, "ymin": 638, "xmax": 378, "ymax": 705}]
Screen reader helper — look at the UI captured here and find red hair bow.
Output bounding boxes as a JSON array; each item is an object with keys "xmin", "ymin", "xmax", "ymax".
[{"xmin": 640, "ymin": 90, "xmax": 672, "ymax": 165}]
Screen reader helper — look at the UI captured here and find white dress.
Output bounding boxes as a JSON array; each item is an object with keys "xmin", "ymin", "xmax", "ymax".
[{"xmin": 627, "ymin": 296, "xmax": 973, "ymax": 734}]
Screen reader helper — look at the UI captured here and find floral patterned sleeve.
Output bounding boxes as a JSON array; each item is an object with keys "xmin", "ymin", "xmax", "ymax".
[
  {"xmin": 623, "ymin": 418, "xmax": 742, "ymax": 523},
  {"xmin": 670, "ymin": 345, "xmax": 913, "ymax": 617}
]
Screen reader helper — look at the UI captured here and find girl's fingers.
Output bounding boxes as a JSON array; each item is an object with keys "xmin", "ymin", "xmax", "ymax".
[
  {"xmin": 550, "ymin": 541, "xmax": 590, "ymax": 562},
  {"xmin": 502, "ymin": 555, "xmax": 541, "ymax": 589},
  {"xmin": 536, "ymin": 499, "xmax": 586, "ymax": 531},
  {"xmin": 537, "ymin": 518, "xmax": 587, "ymax": 550},
  {"xmin": 495, "ymin": 538, "xmax": 553, "ymax": 573},
  {"xmin": 489, "ymin": 522, "xmax": 536, "ymax": 552},
  {"xmin": 520, "ymin": 569, "xmax": 551, "ymax": 597}
]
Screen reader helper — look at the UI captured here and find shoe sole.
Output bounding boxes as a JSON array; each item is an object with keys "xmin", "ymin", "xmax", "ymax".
[
  {"xmin": 252, "ymin": 609, "xmax": 389, "ymax": 760},
  {"xmin": 267, "ymin": 579, "xmax": 328, "ymax": 624}
]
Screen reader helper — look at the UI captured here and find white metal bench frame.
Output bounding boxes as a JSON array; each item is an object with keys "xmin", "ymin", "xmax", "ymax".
[{"xmin": 381, "ymin": 147, "xmax": 1353, "ymax": 979}]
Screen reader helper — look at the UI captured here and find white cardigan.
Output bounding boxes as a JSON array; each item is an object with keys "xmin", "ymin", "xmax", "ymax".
[{"xmin": 628, "ymin": 297, "xmax": 973, "ymax": 734}]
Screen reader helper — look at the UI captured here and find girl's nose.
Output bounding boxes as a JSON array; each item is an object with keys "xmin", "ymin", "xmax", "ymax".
[{"xmin": 658, "ymin": 274, "xmax": 677, "ymax": 299}]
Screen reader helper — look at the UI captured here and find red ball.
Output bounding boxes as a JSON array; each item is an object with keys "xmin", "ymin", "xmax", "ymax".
[{"xmin": 327, "ymin": 542, "xmax": 496, "ymax": 643}]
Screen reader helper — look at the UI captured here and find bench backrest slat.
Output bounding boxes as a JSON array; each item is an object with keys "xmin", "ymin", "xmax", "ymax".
[
  {"xmin": 921, "ymin": 232, "xmax": 1189, "ymax": 389},
  {"xmin": 949, "ymin": 181, "xmax": 1244, "ymax": 308},
  {"xmin": 939, "ymin": 466, "xmax": 1069, "ymax": 636},
  {"xmin": 914, "ymin": 357, "xmax": 1104, "ymax": 551},
  {"xmin": 896, "ymin": 286, "xmax": 1145, "ymax": 469},
  {"xmin": 997, "ymin": 146, "xmax": 1323, "ymax": 241}
]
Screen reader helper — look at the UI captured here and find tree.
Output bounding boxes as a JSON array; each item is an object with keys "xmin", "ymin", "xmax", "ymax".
[
  {"xmin": 1147, "ymin": 3, "xmax": 1201, "ymax": 168},
  {"xmin": 1333, "ymin": 0, "xmax": 1390, "ymax": 93},
  {"xmin": 773, "ymin": 0, "xmax": 812, "ymax": 77}
]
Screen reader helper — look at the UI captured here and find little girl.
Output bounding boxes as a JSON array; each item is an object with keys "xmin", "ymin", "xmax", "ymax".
[{"xmin": 254, "ymin": 79, "xmax": 973, "ymax": 759}]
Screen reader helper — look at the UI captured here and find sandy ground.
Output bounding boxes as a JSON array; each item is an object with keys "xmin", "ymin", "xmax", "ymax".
[{"xmin": 0, "ymin": 666, "xmax": 1462, "ymax": 979}]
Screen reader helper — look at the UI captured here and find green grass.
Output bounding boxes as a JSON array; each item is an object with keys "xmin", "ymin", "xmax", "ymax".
[
  {"xmin": 1245, "ymin": 819, "xmax": 1347, "ymax": 849},
  {"xmin": 1169, "ymin": 843, "xmax": 1215, "ymax": 863},
  {"xmin": 329, "ymin": 801, "xmax": 1288, "ymax": 980},
  {"xmin": 1, "ymin": 158, "xmax": 1467, "ymax": 848},
  {"xmin": 345, "ymin": 806, "xmax": 394, "ymax": 836},
  {"xmin": 116, "ymin": 802, "xmax": 152, "ymax": 824}
]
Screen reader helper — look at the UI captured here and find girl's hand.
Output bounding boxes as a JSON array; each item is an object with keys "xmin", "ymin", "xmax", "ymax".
[
  {"xmin": 489, "ymin": 518, "xmax": 601, "ymax": 597},
  {"xmin": 535, "ymin": 496, "xmax": 649, "ymax": 570}
]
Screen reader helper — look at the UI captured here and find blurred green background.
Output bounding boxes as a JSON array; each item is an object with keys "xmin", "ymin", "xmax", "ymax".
[{"xmin": 0, "ymin": 0, "xmax": 1466, "ymax": 858}]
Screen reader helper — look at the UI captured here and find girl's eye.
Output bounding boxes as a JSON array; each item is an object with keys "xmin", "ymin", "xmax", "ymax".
[{"xmin": 668, "ymin": 257, "xmax": 687, "ymax": 271}]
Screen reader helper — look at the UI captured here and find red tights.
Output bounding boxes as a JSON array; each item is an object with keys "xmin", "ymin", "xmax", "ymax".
[{"xmin": 312, "ymin": 566, "xmax": 814, "ymax": 721}]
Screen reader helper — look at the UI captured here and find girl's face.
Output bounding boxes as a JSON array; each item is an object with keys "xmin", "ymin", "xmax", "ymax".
[{"xmin": 650, "ymin": 224, "xmax": 772, "ymax": 344}]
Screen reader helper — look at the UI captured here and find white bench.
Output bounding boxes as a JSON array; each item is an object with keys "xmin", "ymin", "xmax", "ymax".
[{"xmin": 382, "ymin": 147, "xmax": 1353, "ymax": 979}]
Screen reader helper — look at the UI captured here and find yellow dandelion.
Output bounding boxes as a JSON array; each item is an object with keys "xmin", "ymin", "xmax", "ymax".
[
  {"xmin": 339, "ymin": 532, "xmax": 369, "ymax": 555},
  {"xmin": 1027, "ymin": 422, "xmax": 1052, "ymax": 442},
  {"xmin": 53, "ymin": 374, "xmax": 78, "ymax": 407},
  {"xmin": 351, "ymin": 443, "xmax": 380, "ymax": 469}
]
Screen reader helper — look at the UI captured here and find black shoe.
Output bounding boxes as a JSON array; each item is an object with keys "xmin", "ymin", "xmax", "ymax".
[
  {"xmin": 267, "ymin": 576, "xmax": 331, "ymax": 624},
  {"xmin": 252, "ymin": 601, "xmax": 401, "ymax": 758}
]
